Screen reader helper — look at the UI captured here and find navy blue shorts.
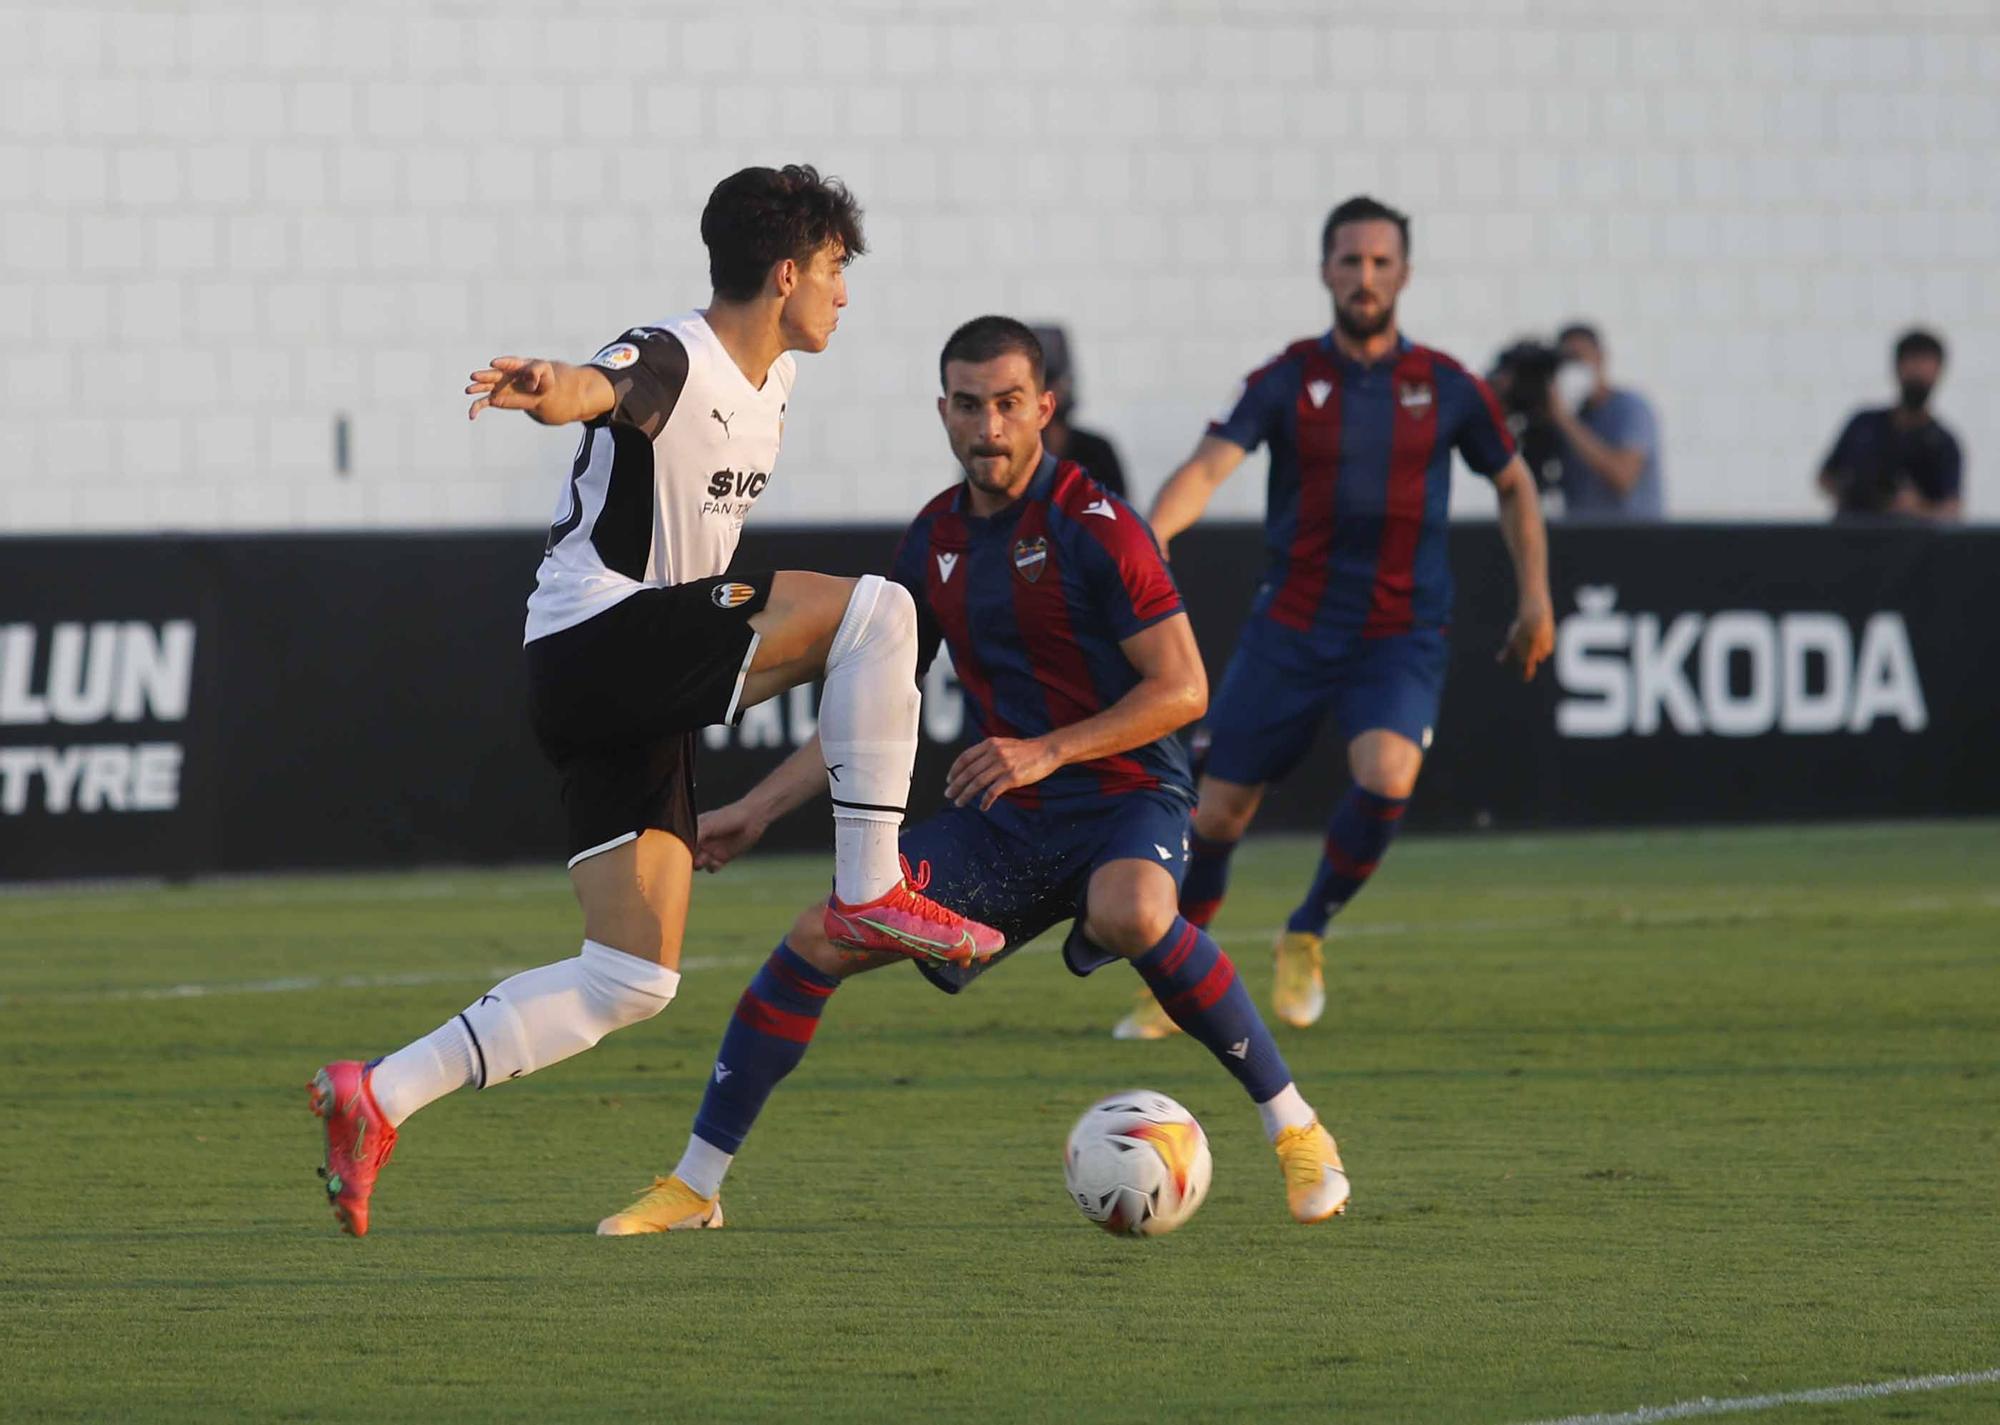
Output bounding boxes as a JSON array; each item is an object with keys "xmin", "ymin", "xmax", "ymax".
[
  {"xmin": 1202, "ymin": 620, "xmax": 1447, "ymax": 788},
  {"xmin": 902, "ymin": 787, "xmax": 1192, "ymax": 994}
]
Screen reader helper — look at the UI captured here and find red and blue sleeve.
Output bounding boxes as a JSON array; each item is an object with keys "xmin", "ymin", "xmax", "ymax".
[
  {"xmin": 1446, "ymin": 365, "xmax": 1517, "ymax": 479},
  {"xmin": 1067, "ymin": 497, "xmax": 1184, "ymax": 642},
  {"xmin": 1205, "ymin": 355, "xmax": 1293, "ymax": 454},
  {"xmin": 889, "ymin": 516, "xmax": 947, "ymax": 678}
]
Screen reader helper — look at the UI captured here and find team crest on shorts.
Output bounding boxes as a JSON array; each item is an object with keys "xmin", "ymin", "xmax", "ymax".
[
  {"xmin": 1398, "ymin": 380, "xmax": 1434, "ymax": 416},
  {"xmin": 1012, "ymin": 536, "xmax": 1048, "ymax": 582},
  {"xmin": 711, "ymin": 581, "xmax": 758, "ymax": 609}
]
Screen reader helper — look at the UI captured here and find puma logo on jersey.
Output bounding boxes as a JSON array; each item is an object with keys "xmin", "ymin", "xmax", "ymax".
[
  {"xmin": 1307, "ymin": 379, "xmax": 1333, "ymax": 409},
  {"xmin": 711, "ymin": 408, "xmax": 734, "ymax": 436},
  {"xmin": 936, "ymin": 552, "xmax": 959, "ymax": 582},
  {"xmin": 1082, "ymin": 498, "xmax": 1117, "ymax": 520},
  {"xmin": 1227, "ymin": 1039, "xmax": 1249, "ymax": 1060},
  {"xmin": 706, "ymin": 469, "xmax": 769, "ymax": 499}
]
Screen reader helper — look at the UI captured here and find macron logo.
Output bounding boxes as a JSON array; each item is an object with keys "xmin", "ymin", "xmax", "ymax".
[
  {"xmin": 1153, "ymin": 843, "xmax": 1173, "ymax": 861},
  {"xmin": 1227, "ymin": 1039, "xmax": 1250, "ymax": 1060},
  {"xmin": 1307, "ymin": 379, "xmax": 1333, "ymax": 409},
  {"xmin": 1083, "ymin": 498, "xmax": 1117, "ymax": 520},
  {"xmin": 936, "ymin": 552, "xmax": 959, "ymax": 582},
  {"xmin": 713, "ymin": 1062, "xmax": 732, "ymax": 1083}
]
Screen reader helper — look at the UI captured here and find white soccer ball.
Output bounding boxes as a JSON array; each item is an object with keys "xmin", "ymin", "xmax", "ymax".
[{"xmin": 1063, "ymin": 1089, "xmax": 1213, "ymax": 1237}]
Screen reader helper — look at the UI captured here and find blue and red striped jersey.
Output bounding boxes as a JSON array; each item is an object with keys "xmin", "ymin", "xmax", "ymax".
[
  {"xmin": 1210, "ymin": 332, "xmax": 1516, "ymax": 638},
  {"xmin": 889, "ymin": 453, "xmax": 1194, "ymax": 808}
]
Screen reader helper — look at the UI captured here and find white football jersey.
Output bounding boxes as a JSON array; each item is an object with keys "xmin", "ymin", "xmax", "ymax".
[{"xmin": 523, "ymin": 311, "xmax": 795, "ymax": 644}]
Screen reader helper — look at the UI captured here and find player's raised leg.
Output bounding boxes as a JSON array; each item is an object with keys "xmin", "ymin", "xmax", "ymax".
[
  {"xmin": 1086, "ymin": 856, "xmax": 1349, "ymax": 1223},
  {"xmin": 597, "ymin": 901, "xmax": 901, "ymax": 1235},
  {"xmin": 312, "ymin": 830, "xmax": 692, "ymax": 1236},
  {"xmin": 737, "ymin": 571, "xmax": 1002, "ymax": 963}
]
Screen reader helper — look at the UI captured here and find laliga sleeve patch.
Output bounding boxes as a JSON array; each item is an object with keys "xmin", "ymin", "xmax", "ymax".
[{"xmin": 590, "ymin": 342, "xmax": 640, "ymax": 371}]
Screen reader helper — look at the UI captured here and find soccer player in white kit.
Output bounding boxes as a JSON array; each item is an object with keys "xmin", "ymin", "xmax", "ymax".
[{"xmin": 308, "ymin": 165, "xmax": 1004, "ymax": 1237}]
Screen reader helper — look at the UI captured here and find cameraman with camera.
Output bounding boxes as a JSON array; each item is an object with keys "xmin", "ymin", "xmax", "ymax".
[{"xmin": 1545, "ymin": 323, "xmax": 1664, "ymax": 521}]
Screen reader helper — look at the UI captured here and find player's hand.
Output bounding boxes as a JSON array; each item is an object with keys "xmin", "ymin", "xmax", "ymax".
[
  {"xmin": 945, "ymin": 736, "xmax": 1063, "ymax": 811},
  {"xmin": 1498, "ymin": 596, "xmax": 1555, "ymax": 682},
  {"xmin": 466, "ymin": 356, "xmax": 557, "ymax": 420},
  {"xmin": 693, "ymin": 800, "xmax": 769, "ymax": 872}
]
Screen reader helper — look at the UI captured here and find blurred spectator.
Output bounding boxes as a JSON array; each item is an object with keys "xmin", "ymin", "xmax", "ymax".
[
  {"xmin": 1548, "ymin": 323, "xmax": 1664, "ymax": 521},
  {"xmin": 1029, "ymin": 324, "xmax": 1127, "ymax": 498},
  {"xmin": 1817, "ymin": 329, "xmax": 1963, "ymax": 523}
]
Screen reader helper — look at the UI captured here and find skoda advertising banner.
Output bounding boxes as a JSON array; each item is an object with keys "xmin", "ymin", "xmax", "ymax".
[{"xmin": 3, "ymin": 524, "xmax": 1994, "ymax": 880}]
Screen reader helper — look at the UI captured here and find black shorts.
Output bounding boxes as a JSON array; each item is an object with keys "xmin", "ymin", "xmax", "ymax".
[{"xmin": 525, "ymin": 573, "xmax": 772, "ymax": 865}]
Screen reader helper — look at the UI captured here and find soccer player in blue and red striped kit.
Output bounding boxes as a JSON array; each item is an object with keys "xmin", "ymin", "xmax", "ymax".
[
  {"xmin": 1113, "ymin": 196, "xmax": 1554, "ymax": 1041},
  {"xmin": 595, "ymin": 316, "xmax": 1350, "ymax": 1235}
]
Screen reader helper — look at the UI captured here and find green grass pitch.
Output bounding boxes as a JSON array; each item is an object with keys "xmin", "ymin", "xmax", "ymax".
[{"xmin": 2, "ymin": 822, "xmax": 1997, "ymax": 1423}]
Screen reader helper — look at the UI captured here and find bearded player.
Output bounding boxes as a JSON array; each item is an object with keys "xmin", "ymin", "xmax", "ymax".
[
  {"xmin": 306, "ymin": 166, "xmax": 1003, "ymax": 1236},
  {"xmin": 1114, "ymin": 195, "xmax": 1553, "ymax": 1041},
  {"xmin": 593, "ymin": 317, "xmax": 1350, "ymax": 1236}
]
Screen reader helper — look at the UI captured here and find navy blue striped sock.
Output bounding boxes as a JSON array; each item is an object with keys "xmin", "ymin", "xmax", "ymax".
[
  {"xmin": 1286, "ymin": 788, "xmax": 1406, "ymax": 936},
  {"xmin": 691, "ymin": 943, "xmax": 840, "ymax": 1155},
  {"xmin": 1133, "ymin": 918, "xmax": 1292, "ymax": 1103}
]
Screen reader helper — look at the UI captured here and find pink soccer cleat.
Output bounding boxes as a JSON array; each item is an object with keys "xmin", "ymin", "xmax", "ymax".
[
  {"xmin": 823, "ymin": 858, "xmax": 1005, "ymax": 966},
  {"xmin": 308, "ymin": 1059, "xmax": 398, "ymax": 1237}
]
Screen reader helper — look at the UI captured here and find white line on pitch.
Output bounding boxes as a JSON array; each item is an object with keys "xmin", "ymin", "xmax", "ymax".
[
  {"xmin": 0, "ymin": 954, "xmax": 755, "ymax": 1007},
  {"xmin": 1517, "ymin": 1366, "xmax": 2000, "ymax": 1425},
  {"xmin": 5, "ymin": 892, "xmax": 1993, "ymax": 1008}
]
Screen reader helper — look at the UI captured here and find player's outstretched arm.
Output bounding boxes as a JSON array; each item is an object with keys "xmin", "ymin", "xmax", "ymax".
[
  {"xmin": 694, "ymin": 734, "xmax": 831, "ymax": 872},
  {"xmin": 1491, "ymin": 457, "xmax": 1555, "ymax": 682},
  {"xmin": 465, "ymin": 357, "xmax": 616, "ymax": 426},
  {"xmin": 1147, "ymin": 436, "xmax": 1248, "ymax": 556},
  {"xmin": 945, "ymin": 614, "xmax": 1207, "ymax": 811}
]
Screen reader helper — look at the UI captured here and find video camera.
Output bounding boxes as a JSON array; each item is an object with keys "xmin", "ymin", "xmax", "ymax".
[{"xmin": 1487, "ymin": 338, "xmax": 1565, "ymax": 490}]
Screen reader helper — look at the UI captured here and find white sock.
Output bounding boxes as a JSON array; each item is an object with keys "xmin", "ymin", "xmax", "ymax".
[
  {"xmin": 1256, "ymin": 1082, "xmax": 1316, "ymax": 1142},
  {"xmin": 370, "ymin": 1018, "xmax": 478, "ymax": 1127},
  {"xmin": 672, "ymin": 1133, "xmax": 735, "ymax": 1199},
  {"xmin": 371, "ymin": 942, "xmax": 679, "ymax": 1123},
  {"xmin": 818, "ymin": 574, "xmax": 918, "ymax": 903},
  {"xmin": 835, "ymin": 819, "xmax": 901, "ymax": 904}
]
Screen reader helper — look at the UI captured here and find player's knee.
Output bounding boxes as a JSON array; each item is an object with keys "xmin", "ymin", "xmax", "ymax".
[
  {"xmin": 837, "ymin": 573, "xmax": 913, "ymax": 646},
  {"xmin": 789, "ymin": 902, "xmax": 832, "ymax": 951},
  {"xmin": 1194, "ymin": 799, "xmax": 1256, "ymax": 842},
  {"xmin": 786, "ymin": 903, "xmax": 853, "ymax": 978},
  {"xmin": 1084, "ymin": 902, "xmax": 1176, "ymax": 958},
  {"xmin": 869, "ymin": 574, "xmax": 917, "ymax": 638},
  {"xmin": 1355, "ymin": 757, "xmax": 1421, "ymax": 801},
  {"xmin": 579, "ymin": 941, "xmax": 680, "ymax": 1030}
]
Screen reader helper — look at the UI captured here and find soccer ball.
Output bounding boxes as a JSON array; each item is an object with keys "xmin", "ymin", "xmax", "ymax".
[{"xmin": 1063, "ymin": 1090, "xmax": 1213, "ymax": 1237}]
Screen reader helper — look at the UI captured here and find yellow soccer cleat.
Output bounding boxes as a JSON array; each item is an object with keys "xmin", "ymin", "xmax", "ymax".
[
  {"xmin": 1271, "ymin": 930, "xmax": 1326, "ymax": 1028},
  {"xmin": 1274, "ymin": 1119, "xmax": 1350, "ymax": 1224},
  {"xmin": 1111, "ymin": 986, "xmax": 1182, "ymax": 1041},
  {"xmin": 595, "ymin": 1174, "xmax": 725, "ymax": 1236}
]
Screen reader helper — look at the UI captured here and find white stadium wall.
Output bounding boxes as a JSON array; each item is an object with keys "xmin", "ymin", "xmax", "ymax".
[{"xmin": 1, "ymin": 0, "xmax": 1996, "ymax": 533}]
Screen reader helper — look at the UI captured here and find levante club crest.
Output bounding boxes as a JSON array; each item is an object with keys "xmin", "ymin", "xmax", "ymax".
[
  {"xmin": 1398, "ymin": 380, "xmax": 1434, "ymax": 416},
  {"xmin": 1013, "ymin": 536, "xmax": 1048, "ymax": 582}
]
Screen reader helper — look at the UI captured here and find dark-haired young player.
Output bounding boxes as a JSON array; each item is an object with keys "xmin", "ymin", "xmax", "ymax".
[
  {"xmin": 595, "ymin": 317, "xmax": 1349, "ymax": 1236},
  {"xmin": 1113, "ymin": 196, "xmax": 1553, "ymax": 1041},
  {"xmin": 307, "ymin": 166, "xmax": 1003, "ymax": 1237}
]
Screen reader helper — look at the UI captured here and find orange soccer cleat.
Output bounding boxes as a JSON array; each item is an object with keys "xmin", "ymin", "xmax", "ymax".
[
  {"xmin": 308, "ymin": 1059, "xmax": 398, "ymax": 1237},
  {"xmin": 823, "ymin": 857, "xmax": 1005, "ymax": 966}
]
